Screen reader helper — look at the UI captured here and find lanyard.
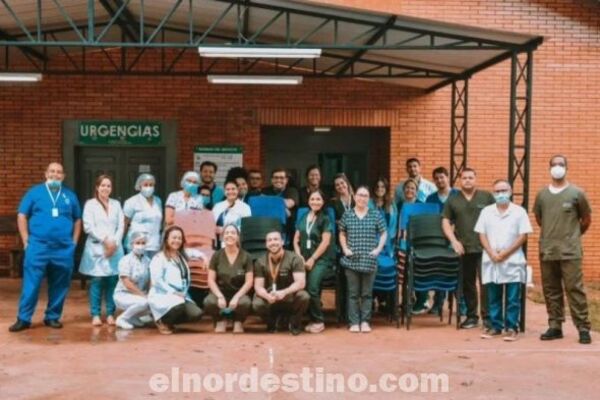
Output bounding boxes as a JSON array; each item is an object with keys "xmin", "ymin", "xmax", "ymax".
[
  {"xmin": 305, "ymin": 212, "xmax": 317, "ymax": 236},
  {"xmin": 342, "ymin": 197, "xmax": 352, "ymax": 212},
  {"xmin": 172, "ymin": 255, "xmax": 187, "ymax": 286},
  {"xmin": 268, "ymin": 254, "xmax": 283, "ymax": 292},
  {"xmin": 45, "ymin": 184, "xmax": 62, "ymax": 208}
]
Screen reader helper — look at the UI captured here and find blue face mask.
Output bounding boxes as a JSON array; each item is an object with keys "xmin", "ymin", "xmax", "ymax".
[
  {"xmin": 46, "ymin": 179, "xmax": 62, "ymax": 190},
  {"xmin": 494, "ymin": 192, "xmax": 511, "ymax": 205},
  {"xmin": 183, "ymin": 182, "xmax": 199, "ymax": 196}
]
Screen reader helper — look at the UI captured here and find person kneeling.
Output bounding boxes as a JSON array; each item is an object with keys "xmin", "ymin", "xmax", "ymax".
[
  {"xmin": 113, "ymin": 231, "xmax": 152, "ymax": 329},
  {"xmin": 204, "ymin": 224, "xmax": 254, "ymax": 333},
  {"xmin": 252, "ymin": 231, "xmax": 309, "ymax": 335},
  {"xmin": 148, "ymin": 226, "xmax": 203, "ymax": 334}
]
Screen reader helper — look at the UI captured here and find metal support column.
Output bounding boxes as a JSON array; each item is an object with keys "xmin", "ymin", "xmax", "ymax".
[
  {"xmin": 450, "ymin": 79, "xmax": 468, "ymax": 185},
  {"xmin": 508, "ymin": 50, "xmax": 533, "ymax": 332}
]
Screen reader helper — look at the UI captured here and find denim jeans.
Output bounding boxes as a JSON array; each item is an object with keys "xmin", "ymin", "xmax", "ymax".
[
  {"xmin": 486, "ymin": 282, "xmax": 521, "ymax": 331},
  {"xmin": 89, "ymin": 275, "xmax": 118, "ymax": 317}
]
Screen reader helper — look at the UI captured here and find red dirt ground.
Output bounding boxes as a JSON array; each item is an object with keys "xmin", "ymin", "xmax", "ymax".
[{"xmin": 1, "ymin": 279, "xmax": 599, "ymax": 399}]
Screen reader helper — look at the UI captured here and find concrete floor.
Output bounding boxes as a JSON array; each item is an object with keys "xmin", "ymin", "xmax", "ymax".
[{"xmin": 0, "ymin": 279, "xmax": 599, "ymax": 399}]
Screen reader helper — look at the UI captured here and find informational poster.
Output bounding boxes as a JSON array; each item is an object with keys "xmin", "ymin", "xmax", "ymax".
[{"xmin": 193, "ymin": 146, "xmax": 243, "ymax": 186}]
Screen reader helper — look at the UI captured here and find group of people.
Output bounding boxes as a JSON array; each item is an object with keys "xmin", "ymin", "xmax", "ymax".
[{"xmin": 8, "ymin": 154, "xmax": 593, "ymax": 344}]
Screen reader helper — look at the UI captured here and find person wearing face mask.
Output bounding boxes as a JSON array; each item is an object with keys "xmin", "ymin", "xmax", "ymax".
[
  {"xmin": 164, "ymin": 171, "xmax": 204, "ymax": 226},
  {"xmin": 123, "ymin": 174, "xmax": 162, "ymax": 257},
  {"xmin": 79, "ymin": 174, "xmax": 125, "ymax": 326},
  {"xmin": 113, "ymin": 231, "xmax": 152, "ymax": 330},
  {"xmin": 534, "ymin": 155, "xmax": 592, "ymax": 344},
  {"xmin": 9, "ymin": 162, "xmax": 82, "ymax": 332},
  {"xmin": 442, "ymin": 168, "xmax": 495, "ymax": 330},
  {"xmin": 474, "ymin": 180, "xmax": 532, "ymax": 341}
]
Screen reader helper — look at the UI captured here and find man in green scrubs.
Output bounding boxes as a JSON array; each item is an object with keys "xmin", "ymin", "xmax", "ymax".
[
  {"xmin": 443, "ymin": 168, "xmax": 495, "ymax": 329},
  {"xmin": 253, "ymin": 231, "xmax": 309, "ymax": 335},
  {"xmin": 534, "ymin": 155, "xmax": 592, "ymax": 344}
]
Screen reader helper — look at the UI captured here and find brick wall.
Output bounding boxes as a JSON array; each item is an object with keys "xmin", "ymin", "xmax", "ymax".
[{"xmin": 1, "ymin": 0, "xmax": 599, "ymax": 281}]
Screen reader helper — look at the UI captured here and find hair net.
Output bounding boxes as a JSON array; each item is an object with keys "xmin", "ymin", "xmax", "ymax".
[
  {"xmin": 128, "ymin": 230, "xmax": 148, "ymax": 247},
  {"xmin": 180, "ymin": 171, "xmax": 200, "ymax": 188},
  {"xmin": 134, "ymin": 173, "xmax": 156, "ymax": 191}
]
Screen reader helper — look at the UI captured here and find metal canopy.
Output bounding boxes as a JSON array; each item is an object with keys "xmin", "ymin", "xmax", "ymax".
[{"xmin": 0, "ymin": 0, "xmax": 543, "ymax": 90}]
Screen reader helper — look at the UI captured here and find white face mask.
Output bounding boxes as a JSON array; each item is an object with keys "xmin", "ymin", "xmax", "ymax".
[
  {"xmin": 140, "ymin": 186, "xmax": 155, "ymax": 198},
  {"xmin": 132, "ymin": 244, "xmax": 146, "ymax": 255},
  {"xmin": 550, "ymin": 165, "xmax": 566, "ymax": 180}
]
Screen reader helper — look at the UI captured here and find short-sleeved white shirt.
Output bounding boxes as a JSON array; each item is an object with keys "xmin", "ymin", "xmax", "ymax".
[
  {"xmin": 165, "ymin": 190, "xmax": 204, "ymax": 212},
  {"xmin": 474, "ymin": 202, "xmax": 533, "ymax": 284}
]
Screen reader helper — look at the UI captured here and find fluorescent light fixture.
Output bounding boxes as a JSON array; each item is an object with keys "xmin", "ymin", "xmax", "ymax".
[
  {"xmin": 0, "ymin": 73, "xmax": 42, "ymax": 82},
  {"xmin": 314, "ymin": 127, "xmax": 331, "ymax": 132},
  {"xmin": 198, "ymin": 47, "xmax": 321, "ymax": 59},
  {"xmin": 207, "ymin": 75, "xmax": 303, "ymax": 85}
]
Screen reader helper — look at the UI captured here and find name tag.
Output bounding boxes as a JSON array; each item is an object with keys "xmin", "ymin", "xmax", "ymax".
[
  {"xmin": 306, "ymin": 239, "xmax": 312, "ymax": 250},
  {"xmin": 52, "ymin": 208, "xmax": 59, "ymax": 218}
]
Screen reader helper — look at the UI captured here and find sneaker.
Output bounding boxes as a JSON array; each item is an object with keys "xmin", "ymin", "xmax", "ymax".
[
  {"xmin": 428, "ymin": 306, "xmax": 442, "ymax": 315},
  {"xmin": 579, "ymin": 330, "xmax": 592, "ymax": 345},
  {"xmin": 540, "ymin": 328, "xmax": 563, "ymax": 341},
  {"xmin": 233, "ymin": 321, "xmax": 244, "ymax": 334},
  {"xmin": 503, "ymin": 329, "xmax": 519, "ymax": 342},
  {"xmin": 349, "ymin": 324, "xmax": 360, "ymax": 333},
  {"xmin": 411, "ymin": 305, "xmax": 428, "ymax": 315},
  {"xmin": 360, "ymin": 322, "xmax": 372, "ymax": 333},
  {"xmin": 116, "ymin": 316, "xmax": 134, "ymax": 330},
  {"xmin": 106, "ymin": 315, "xmax": 116, "ymax": 326},
  {"xmin": 306, "ymin": 322, "xmax": 325, "ymax": 334},
  {"xmin": 155, "ymin": 320, "xmax": 173, "ymax": 335},
  {"xmin": 460, "ymin": 318, "xmax": 479, "ymax": 329},
  {"xmin": 214, "ymin": 320, "xmax": 227, "ymax": 333},
  {"xmin": 129, "ymin": 316, "xmax": 146, "ymax": 328},
  {"xmin": 480, "ymin": 328, "xmax": 503, "ymax": 339},
  {"xmin": 92, "ymin": 316, "xmax": 103, "ymax": 326}
]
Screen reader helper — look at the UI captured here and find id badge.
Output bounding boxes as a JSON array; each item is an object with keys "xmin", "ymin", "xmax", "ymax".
[
  {"xmin": 271, "ymin": 283, "xmax": 277, "ymax": 293},
  {"xmin": 51, "ymin": 208, "xmax": 59, "ymax": 218},
  {"xmin": 306, "ymin": 239, "xmax": 311, "ymax": 250}
]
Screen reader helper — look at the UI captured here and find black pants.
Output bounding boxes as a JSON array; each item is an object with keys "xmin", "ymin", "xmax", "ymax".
[
  {"xmin": 161, "ymin": 301, "xmax": 203, "ymax": 326},
  {"xmin": 462, "ymin": 253, "xmax": 487, "ymax": 321}
]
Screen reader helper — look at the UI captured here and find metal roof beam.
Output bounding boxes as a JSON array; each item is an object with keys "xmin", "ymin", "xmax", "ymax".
[
  {"xmin": 336, "ymin": 15, "xmax": 396, "ymax": 76},
  {"xmin": 0, "ymin": 29, "xmax": 47, "ymax": 61},
  {"xmin": 99, "ymin": 0, "xmax": 140, "ymax": 43}
]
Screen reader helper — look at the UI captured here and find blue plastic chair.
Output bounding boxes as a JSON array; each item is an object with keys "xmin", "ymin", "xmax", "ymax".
[{"xmin": 248, "ymin": 196, "xmax": 287, "ymax": 226}]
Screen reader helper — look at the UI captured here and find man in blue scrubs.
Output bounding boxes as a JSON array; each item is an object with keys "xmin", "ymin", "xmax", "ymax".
[{"xmin": 9, "ymin": 162, "xmax": 82, "ymax": 332}]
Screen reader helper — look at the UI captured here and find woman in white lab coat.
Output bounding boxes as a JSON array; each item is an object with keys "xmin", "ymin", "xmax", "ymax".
[
  {"xmin": 79, "ymin": 174, "xmax": 125, "ymax": 326},
  {"xmin": 123, "ymin": 173, "xmax": 162, "ymax": 257},
  {"xmin": 148, "ymin": 225, "xmax": 203, "ymax": 334},
  {"xmin": 113, "ymin": 230, "xmax": 152, "ymax": 330}
]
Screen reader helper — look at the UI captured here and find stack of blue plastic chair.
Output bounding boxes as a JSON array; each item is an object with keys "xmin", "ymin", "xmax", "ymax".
[
  {"xmin": 405, "ymin": 214, "xmax": 462, "ymax": 330},
  {"xmin": 373, "ymin": 248, "xmax": 400, "ymax": 327}
]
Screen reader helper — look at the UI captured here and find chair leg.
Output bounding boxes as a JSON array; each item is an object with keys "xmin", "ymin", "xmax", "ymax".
[{"xmin": 448, "ymin": 291, "xmax": 454, "ymax": 325}]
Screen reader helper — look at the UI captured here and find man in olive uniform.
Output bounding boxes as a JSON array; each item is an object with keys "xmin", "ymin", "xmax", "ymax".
[
  {"xmin": 442, "ymin": 168, "xmax": 495, "ymax": 329},
  {"xmin": 534, "ymin": 155, "xmax": 592, "ymax": 344},
  {"xmin": 253, "ymin": 230, "xmax": 309, "ymax": 335}
]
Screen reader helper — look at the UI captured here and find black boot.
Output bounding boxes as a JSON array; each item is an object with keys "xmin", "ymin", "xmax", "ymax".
[
  {"xmin": 540, "ymin": 328, "xmax": 563, "ymax": 340},
  {"xmin": 9, "ymin": 319, "xmax": 31, "ymax": 332}
]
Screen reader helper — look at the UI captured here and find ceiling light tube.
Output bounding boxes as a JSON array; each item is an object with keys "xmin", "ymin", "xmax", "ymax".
[
  {"xmin": 199, "ymin": 47, "xmax": 321, "ymax": 59},
  {"xmin": 0, "ymin": 73, "xmax": 42, "ymax": 82},
  {"xmin": 207, "ymin": 75, "xmax": 303, "ymax": 85}
]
